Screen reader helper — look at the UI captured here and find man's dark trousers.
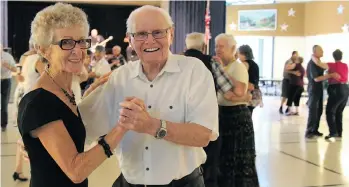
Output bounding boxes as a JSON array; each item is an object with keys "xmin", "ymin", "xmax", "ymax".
[{"xmin": 306, "ymin": 89, "xmax": 323, "ymax": 135}]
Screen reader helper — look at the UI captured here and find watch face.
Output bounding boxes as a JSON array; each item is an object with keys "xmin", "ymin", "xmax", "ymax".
[{"xmin": 158, "ymin": 129, "xmax": 167, "ymax": 138}]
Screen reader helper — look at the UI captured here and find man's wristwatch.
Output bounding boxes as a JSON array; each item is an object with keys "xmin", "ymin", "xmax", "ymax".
[{"xmin": 155, "ymin": 120, "xmax": 167, "ymax": 139}]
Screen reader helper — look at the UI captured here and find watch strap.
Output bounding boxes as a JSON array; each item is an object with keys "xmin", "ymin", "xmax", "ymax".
[
  {"xmin": 160, "ymin": 119, "xmax": 166, "ymax": 129},
  {"xmin": 155, "ymin": 120, "xmax": 167, "ymax": 139}
]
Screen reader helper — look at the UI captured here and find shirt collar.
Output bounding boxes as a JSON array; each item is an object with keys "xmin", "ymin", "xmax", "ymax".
[{"xmin": 129, "ymin": 52, "xmax": 181, "ymax": 79}]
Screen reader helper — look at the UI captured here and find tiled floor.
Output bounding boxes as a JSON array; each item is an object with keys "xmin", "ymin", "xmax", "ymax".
[{"xmin": 1, "ymin": 96, "xmax": 349, "ymax": 187}]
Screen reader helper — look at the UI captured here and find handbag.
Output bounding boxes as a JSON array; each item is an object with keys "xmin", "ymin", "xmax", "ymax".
[{"xmin": 249, "ymin": 87, "xmax": 263, "ymax": 107}]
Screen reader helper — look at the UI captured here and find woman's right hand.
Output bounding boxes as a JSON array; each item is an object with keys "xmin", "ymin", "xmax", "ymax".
[{"xmin": 83, "ymin": 72, "xmax": 112, "ymax": 99}]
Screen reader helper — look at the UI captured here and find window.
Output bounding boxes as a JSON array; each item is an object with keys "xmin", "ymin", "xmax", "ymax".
[{"xmin": 235, "ymin": 36, "xmax": 274, "ymax": 78}]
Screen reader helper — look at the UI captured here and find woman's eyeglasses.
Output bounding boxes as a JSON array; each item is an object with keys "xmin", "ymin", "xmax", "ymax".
[
  {"xmin": 130, "ymin": 28, "xmax": 171, "ymax": 41},
  {"xmin": 54, "ymin": 39, "xmax": 91, "ymax": 50}
]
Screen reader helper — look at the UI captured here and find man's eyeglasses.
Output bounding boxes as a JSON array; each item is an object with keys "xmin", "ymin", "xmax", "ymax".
[
  {"xmin": 53, "ymin": 39, "xmax": 91, "ymax": 50},
  {"xmin": 130, "ymin": 28, "xmax": 171, "ymax": 41}
]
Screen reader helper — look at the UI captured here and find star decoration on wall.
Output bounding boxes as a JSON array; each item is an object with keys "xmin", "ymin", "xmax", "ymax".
[
  {"xmin": 229, "ymin": 22, "xmax": 237, "ymax": 30},
  {"xmin": 280, "ymin": 23, "xmax": 289, "ymax": 31},
  {"xmin": 342, "ymin": 24, "xmax": 349, "ymax": 33},
  {"xmin": 288, "ymin": 8, "xmax": 296, "ymax": 17},
  {"xmin": 337, "ymin": 4, "xmax": 344, "ymax": 14}
]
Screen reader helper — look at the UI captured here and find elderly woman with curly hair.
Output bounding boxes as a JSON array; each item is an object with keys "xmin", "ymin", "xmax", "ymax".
[
  {"xmin": 237, "ymin": 44, "xmax": 261, "ymax": 114},
  {"xmin": 17, "ymin": 3, "xmax": 127, "ymax": 187}
]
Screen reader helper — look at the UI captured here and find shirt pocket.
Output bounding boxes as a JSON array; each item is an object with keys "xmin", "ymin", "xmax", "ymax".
[{"xmin": 156, "ymin": 99, "xmax": 185, "ymax": 123}]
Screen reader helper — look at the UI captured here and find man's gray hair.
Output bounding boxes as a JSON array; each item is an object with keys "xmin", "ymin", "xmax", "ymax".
[
  {"xmin": 215, "ymin": 33, "xmax": 237, "ymax": 48},
  {"xmin": 113, "ymin": 45, "xmax": 121, "ymax": 50},
  {"xmin": 126, "ymin": 5, "xmax": 174, "ymax": 33},
  {"xmin": 185, "ymin": 32, "xmax": 205, "ymax": 51}
]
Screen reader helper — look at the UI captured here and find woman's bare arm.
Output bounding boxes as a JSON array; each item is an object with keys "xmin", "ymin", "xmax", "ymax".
[{"xmin": 31, "ymin": 120, "xmax": 126, "ymax": 184}]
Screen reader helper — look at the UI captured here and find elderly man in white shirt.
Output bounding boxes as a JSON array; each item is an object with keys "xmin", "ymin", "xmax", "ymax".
[
  {"xmin": 1, "ymin": 45, "xmax": 17, "ymax": 131},
  {"xmin": 78, "ymin": 5, "xmax": 244, "ymax": 187}
]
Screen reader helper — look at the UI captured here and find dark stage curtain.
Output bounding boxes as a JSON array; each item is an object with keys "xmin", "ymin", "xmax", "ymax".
[
  {"xmin": 8, "ymin": 1, "xmax": 139, "ymax": 60},
  {"xmin": 169, "ymin": 1, "xmax": 206, "ymax": 54},
  {"xmin": 169, "ymin": 1, "xmax": 226, "ymax": 56},
  {"xmin": 208, "ymin": 1, "xmax": 226, "ymax": 56}
]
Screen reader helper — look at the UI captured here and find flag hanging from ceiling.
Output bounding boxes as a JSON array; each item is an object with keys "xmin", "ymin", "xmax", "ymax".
[{"xmin": 204, "ymin": 0, "xmax": 211, "ymax": 44}]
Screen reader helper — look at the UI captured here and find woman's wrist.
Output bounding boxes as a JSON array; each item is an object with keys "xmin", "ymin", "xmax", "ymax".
[{"xmin": 103, "ymin": 125, "xmax": 128, "ymax": 151}]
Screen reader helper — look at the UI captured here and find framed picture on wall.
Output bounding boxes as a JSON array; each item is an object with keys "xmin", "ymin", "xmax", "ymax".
[{"xmin": 238, "ymin": 9, "xmax": 277, "ymax": 31}]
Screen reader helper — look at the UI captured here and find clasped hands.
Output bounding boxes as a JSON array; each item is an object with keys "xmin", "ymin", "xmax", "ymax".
[
  {"xmin": 118, "ymin": 97, "xmax": 158, "ymax": 135},
  {"xmin": 81, "ymin": 73, "xmax": 158, "ymax": 135}
]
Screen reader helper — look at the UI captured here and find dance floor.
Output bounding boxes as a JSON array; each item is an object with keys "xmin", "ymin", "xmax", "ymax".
[{"xmin": 1, "ymin": 96, "xmax": 349, "ymax": 187}]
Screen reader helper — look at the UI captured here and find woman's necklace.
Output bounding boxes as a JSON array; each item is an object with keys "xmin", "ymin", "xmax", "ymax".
[{"xmin": 45, "ymin": 66, "xmax": 76, "ymax": 106}]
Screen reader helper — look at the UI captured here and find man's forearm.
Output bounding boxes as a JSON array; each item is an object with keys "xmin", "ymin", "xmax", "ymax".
[
  {"xmin": 147, "ymin": 118, "xmax": 212, "ymax": 147},
  {"xmin": 228, "ymin": 76, "xmax": 246, "ymax": 97},
  {"xmin": 5, "ymin": 65, "xmax": 17, "ymax": 72},
  {"xmin": 230, "ymin": 93, "xmax": 250, "ymax": 102},
  {"xmin": 11, "ymin": 66, "xmax": 17, "ymax": 72},
  {"xmin": 315, "ymin": 62, "xmax": 329, "ymax": 70},
  {"xmin": 314, "ymin": 74, "xmax": 331, "ymax": 82},
  {"xmin": 224, "ymin": 91, "xmax": 250, "ymax": 102}
]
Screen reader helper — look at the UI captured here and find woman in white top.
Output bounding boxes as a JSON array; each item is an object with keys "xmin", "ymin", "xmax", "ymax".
[
  {"xmin": 14, "ymin": 50, "xmax": 44, "ymax": 114},
  {"xmin": 215, "ymin": 34, "xmax": 259, "ymax": 187}
]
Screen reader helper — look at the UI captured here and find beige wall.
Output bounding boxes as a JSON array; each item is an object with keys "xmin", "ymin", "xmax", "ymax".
[
  {"xmin": 160, "ymin": 0, "xmax": 169, "ymax": 12},
  {"xmin": 226, "ymin": 3, "xmax": 305, "ymax": 36},
  {"xmin": 304, "ymin": 1, "xmax": 349, "ymax": 36},
  {"xmin": 34, "ymin": 0, "xmax": 161, "ymax": 6},
  {"xmin": 226, "ymin": 1, "xmax": 349, "ymax": 36}
]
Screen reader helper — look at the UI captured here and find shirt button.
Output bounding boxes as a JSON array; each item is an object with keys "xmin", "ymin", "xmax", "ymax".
[
  {"xmin": 145, "ymin": 146, "xmax": 148, "ymax": 150},
  {"xmin": 146, "ymin": 168, "xmax": 149, "ymax": 171},
  {"xmin": 148, "ymin": 105, "xmax": 151, "ymax": 109},
  {"xmin": 150, "ymin": 84, "xmax": 153, "ymax": 88}
]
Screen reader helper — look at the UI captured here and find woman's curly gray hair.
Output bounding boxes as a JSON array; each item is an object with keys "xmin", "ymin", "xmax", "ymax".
[{"xmin": 30, "ymin": 3, "xmax": 89, "ymax": 49}]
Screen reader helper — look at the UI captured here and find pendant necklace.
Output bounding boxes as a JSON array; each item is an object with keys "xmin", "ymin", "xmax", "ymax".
[{"xmin": 45, "ymin": 65, "xmax": 76, "ymax": 106}]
